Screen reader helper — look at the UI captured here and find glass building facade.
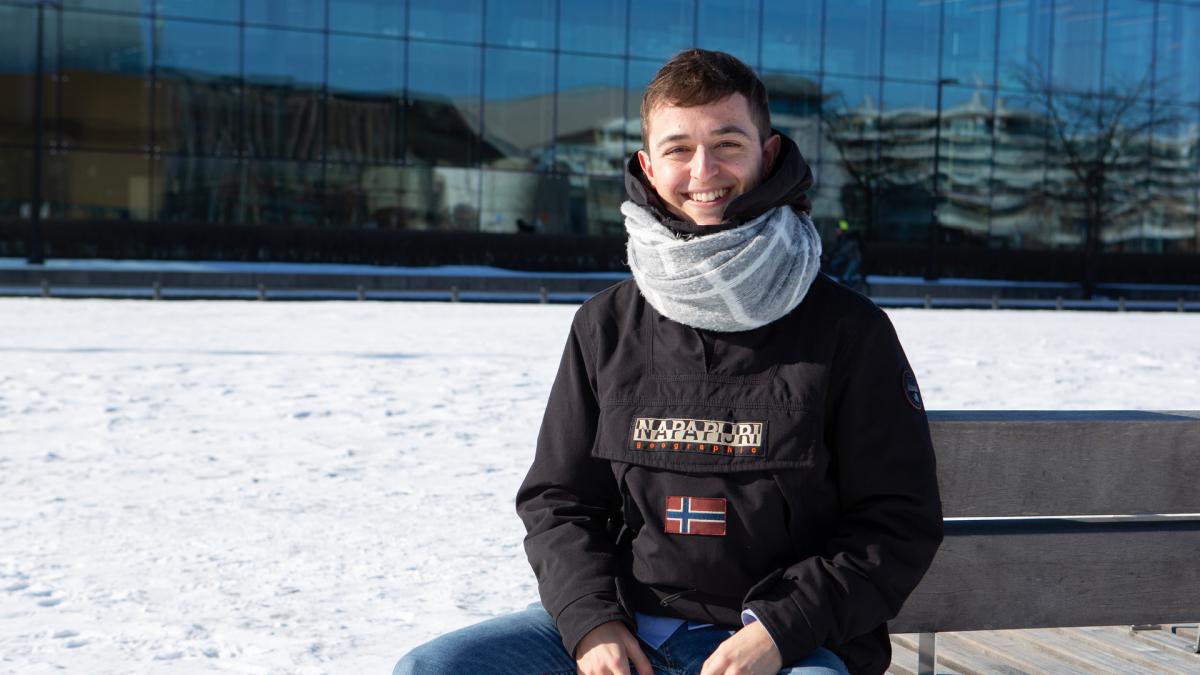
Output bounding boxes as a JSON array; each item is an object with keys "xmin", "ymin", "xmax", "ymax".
[{"xmin": 1, "ymin": 0, "xmax": 1198, "ymax": 276}]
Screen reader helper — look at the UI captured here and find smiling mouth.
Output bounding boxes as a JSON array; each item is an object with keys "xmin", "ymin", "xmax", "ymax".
[{"xmin": 686, "ymin": 188, "xmax": 731, "ymax": 204}]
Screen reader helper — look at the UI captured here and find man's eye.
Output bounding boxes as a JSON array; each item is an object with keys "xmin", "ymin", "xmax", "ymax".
[{"xmin": 664, "ymin": 147, "xmax": 688, "ymax": 156}]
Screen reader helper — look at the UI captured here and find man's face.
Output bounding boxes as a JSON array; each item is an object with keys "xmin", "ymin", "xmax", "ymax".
[{"xmin": 637, "ymin": 93, "xmax": 780, "ymax": 226}]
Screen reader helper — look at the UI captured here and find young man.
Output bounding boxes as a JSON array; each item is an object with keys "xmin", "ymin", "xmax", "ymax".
[{"xmin": 396, "ymin": 49, "xmax": 942, "ymax": 675}]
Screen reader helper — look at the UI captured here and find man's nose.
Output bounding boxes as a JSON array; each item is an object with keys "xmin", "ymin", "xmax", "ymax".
[{"xmin": 690, "ymin": 145, "xmax": 718, "ymax": 181}]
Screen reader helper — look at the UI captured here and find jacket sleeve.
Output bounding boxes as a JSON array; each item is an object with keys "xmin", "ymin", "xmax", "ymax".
[
  {"xmin": 743, "ymin": 310, "xmax": 944, "ymax": 665},
  {"xmin": 515, "ymin": 309, "xmax": 632, "ymax": 657}
]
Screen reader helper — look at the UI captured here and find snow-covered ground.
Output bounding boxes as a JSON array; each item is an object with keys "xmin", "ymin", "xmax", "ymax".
[{"xmin": 1, "ymin": 298, "xmax": 1198, "ymax": 674}]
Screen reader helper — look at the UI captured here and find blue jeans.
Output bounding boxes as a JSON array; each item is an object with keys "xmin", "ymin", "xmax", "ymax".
[{"xmin": 395, "ymin": 604, "xmax": 849, "ymax": 675}]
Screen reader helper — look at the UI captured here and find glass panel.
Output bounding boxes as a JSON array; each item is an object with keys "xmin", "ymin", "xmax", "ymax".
[
  {"xmin": 626, "ymin": 58, "xmax": 661, "ymax": 154},
  {"xmin": 44, "ymin": 150, "xmax": 154, "ymax": 220},
  {"xmin": 156, "ymin": 0, "xmax": 240, "ymax": 23},
  {"xmin": 556, "ymin": 54, "xmax": 625, "ymax": 175},
  {"xmin": 990, "ymin": 92, "xmax": 1056, "ymax": 248},
  {"xmin": 762, "ymin": 71, "xmax": 822, "ymax": 162},
  {"xmin": 566, "ymin": 173, "xmax": 624, "ymax": 235},
  {"xmin": 0, "ymin": 5, "xmax": 37, "ymax": 146},
  {"xmin": 878, "ymin": 81, "xmax": 936, "ymax": 243},
  {"xmin": 942, "ymin": 0, "xmax": 996, "ymax": 87},
  {"xmin": 328, "ymin": 34, "xmax": 404, "ymax": 163},
  {"xmin": 697, "ymin": 0, "xmax": 759, "ymax": 68},
  {"xmin": 154, "ymin": 19, "xmax": 240, "ymax": 157},
  {"xmin": 824, "ymin": 0, "xmax": 883, "ymax": 78},
  {"xmin": 1147, "ymin": 106, "xmax": 1200, "ymax": 253},
  {"xmin": 761, "ymin": 0, "xmax": 821, "ymax": 74},
  {"xmin": 629, "ymin": 0, "xmax": 694, "ymax": 62},
  {"xmin": 559, "ymin": 0, "xmax": 625, "ymax": 56},
  {"xmin": 156, "ymin": 155, "xmax": 243, "ymax": 222},
  {"xmin": 421, "ymin": 166, "xmax": 481, "ymax": 230},
  {"xmin": 407, "ymin": 42, "xmax": 481, "ymax": 167},
  {"xmin": 1103, "ymin": 0, "xmax": 1155, "ymax": 96},
  {"xmin": 243, "ymin": 27, "xmax": 324, "ymax": 160},
  {"xmin": 238, "ymin": 159, "xmax": 323, "ymax": 225},
  {"xmin": 409, "ymin": 0, "xmax": 482, "ymax": 43},
  {"xmin": 940, "ymin": 86, "xmax": 994, "ymax": 244},
  {"xmin": 483, "ymin": 48, "xmax": 554, "ymax": 171},
  {"xmin": 821, "ymin": 77, "xmax": 881, "ymax": 238},
  {"xmin": 810, "ymin": 162, "xmax": 855, "ymax": 237},
  {"xmin": 0, "ymin": 145, "xmax": 34, "ymax": 218},
  {"xmin": 329, "ymin": 0, "xmax": 405, "ymax": 37},
  {"xmin": 1155, "ymin": 3, "xmax": 1200, "ymax": 106},
  {"xmin": 486, "ymin": 0, "xmax": 554, "ymax": 49},
  {"xmin": 60, "ymin": 10, "xmax": 152, "ymax": 151},
  {"xmin": 244, "ymin": 1, "xmax": 326, "ymax": 30},
  {"xmin": 481, "ymin": 169, "xmax": 569, "ymax": 233},
  {"xmin": 1052, "ymin": 2, "xmax": 1103, "ymax": 93},
  {"xmin": 883, "ymin": 0, "xmax": 941, "ymax": 82},
  {"xmin": 1102, "ymin": 100, "xmax": 1153, "ymax": 252},
  {"xmin": 996, "ymin": 0, "xmax": 1052, "ymax": 92},
  {"xmin": 64, "ymin": 1, "xmax": 146, "ymax": 13}
]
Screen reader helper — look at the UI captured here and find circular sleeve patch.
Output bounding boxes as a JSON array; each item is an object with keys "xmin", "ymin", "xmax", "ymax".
[{"xmin": 902, "ymin": 369, "xmax": 924, "ymax": 410}]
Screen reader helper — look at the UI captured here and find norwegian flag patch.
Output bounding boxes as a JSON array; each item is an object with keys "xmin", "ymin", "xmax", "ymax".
[{"xmin": 664, "ymin": 496, "xmax": 727, "ymax": 536}]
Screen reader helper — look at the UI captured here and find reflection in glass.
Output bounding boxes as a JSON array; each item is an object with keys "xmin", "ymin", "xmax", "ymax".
[
  {"xmin": 566, "ymin": 173, "xmax": 624, "ymax": 235},
  {"xmin": 697, "ymin": 0, "xmax": 759, "ymax": 68},
  {"xmin": 1101, "ymin": 100, "xmax": 1154, "ymax": 252},
  {"xmin": 239, "ymin": 159, "xmax": 323, "ymax": 225},
  {"xmin": 157, "ymin": 155, "xmax": 243, "ymax": 222},
  {"xmin": 876, "ymin": 81, "xmax": 937, "ymax": 243},
  {"xmin": 0, "ymin": 146, "xmax": 34, "ymax": 218},
  {"xmin": 1104, "ymin": 0, "xmax": 1154, "ymax": 95},
  {"xmin": 942, "ymin": 0, "xmax": 996, "ymax": 86},
  {"xmin": 245, "ymin": 0, "xmax": 326, "ymax": 30},
  {"xmin": 155, "ymin": 19, "xmax": 240, "ymax": 157},
  {"xmin": 1155, "ymin": 3, "xmax": 1200, "ymax": 106},
  {"xmin": 328, "ymin": 34, "xmax": 404, "ymax": 163},
  {"xmin": 0, "ymin": 5, "xmax": 37, "ymax": 146},
  {"xmin": 483, "ymin": 48, "xmax": 554, "ymax": 171},
  {"xmin": 629, "ymin": 0, "xmax": 694, "ymax": 61},
  {"xmin": 329, "ymin": 0, "xmax": 405, "ymax": 37},
  {"xmin": 882, "ymin": 0, "xmax": 940, "ymax": 82},
  {"xmin": 762, "ymin": 71, "xmax": 822, "ymax": 162},
  {"xmin": 44, "ymin": 150, "xmax": 154, "ymax": 221},
  {"xmin": 761, "ymin": 0, "xmax": 821, "ymax": 74},
  {"xmin": 331, "ymin": 165, "xmax": 482, "ymax": 230},
  {"xmin": 1146, "ymin": 107, "xmax": 1200, "ymax": 253},
  {"xmin": 625, "ymin": 58, "xmax": 661, "ymax": 154},
  {"xmin": 487, "ymin": 0, "xmax": 554, "ymax": 49},
  {"xmin": 1051, "ymin": 3, "xmax": 1103, "ymax": 93},
  {"xmin": 243, "ymin": 27, "xmax": 324, "ymax": 160},
  {"xmin": 409, "ymin": 0, "xmax": 482, "ymax": 43},
  {"xmin": 69, "ymin": 0, "xmax": 146, "ymax": 13},
  {"xmin": 822, "ymin": 77, "xmax": 882, "ymax": 238},
  {"xmin": 61, "ymin": 10, "xmax": 152, "ymax": 151},
  {"xmin": 825, "ymin": 0, "xmax": 883, "ymax": 78},
  {"xmin": 559, "ymin": 0, "xmax": 625, "ymax": 56},
  {"xmin": 156, "ymin": 1, "xmax": 240, "ymax": 23},
  {"xmin": 990, "ymin": 93, "xmax": 1055, "ymax": 248},
  {"xmin": 481, "ymin": 169, "xmax": 569, "ymax": 233},
  {"xmin": 995, "ymin": 0, "xmax": 1052, "ymax": 92},
  {"xmin": 557, "ymin": 54, "xmax": 626, "ymax": 175},
  {"xmin": 408, "ymin": 42, "xmax": 483, "ymax": 167},
  {"xmin": 938, "ymin": 86, "xmax": 994, "ymax": 243}
]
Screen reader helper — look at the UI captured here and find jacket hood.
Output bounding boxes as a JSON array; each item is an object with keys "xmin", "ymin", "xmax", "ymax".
[{"xmin": 623, "ymin": 129, "xmax": 815, "ymax": 237}]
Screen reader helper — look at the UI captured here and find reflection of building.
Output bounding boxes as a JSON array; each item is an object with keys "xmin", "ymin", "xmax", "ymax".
[{"xmin": 1, "ymin": 0, "xmax": 1197, "ymax": 281}]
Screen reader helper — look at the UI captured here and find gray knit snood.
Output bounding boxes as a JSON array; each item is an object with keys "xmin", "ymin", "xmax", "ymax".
[{"xmin": 623, "ymin": 201, "xmax": 822, "ymax": 332}]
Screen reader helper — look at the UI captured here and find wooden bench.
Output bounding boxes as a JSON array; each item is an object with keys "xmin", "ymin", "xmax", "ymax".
[{"xmin": 890, "ymin": 411, "xmax": 1200, "ymax": 674}]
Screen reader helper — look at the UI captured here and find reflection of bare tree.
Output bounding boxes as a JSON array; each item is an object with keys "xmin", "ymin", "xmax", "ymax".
[
  {"xmin": 1015, "ymin": 64, "xmax": 1182, "ymax": 295},
  {"xmin": 821, "ymin": 93, "xmax": 885, "ymax": 236}
]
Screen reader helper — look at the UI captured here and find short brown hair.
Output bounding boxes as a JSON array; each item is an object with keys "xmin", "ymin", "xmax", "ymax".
[{"xmin": 639, "ymin": 49, "xmax": 772, "ymax": 147}]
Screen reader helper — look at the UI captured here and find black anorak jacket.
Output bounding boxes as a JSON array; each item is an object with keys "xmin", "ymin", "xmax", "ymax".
[{"xmin": 516, "ymin": 133, "xmax": 942, "ymax": 675}]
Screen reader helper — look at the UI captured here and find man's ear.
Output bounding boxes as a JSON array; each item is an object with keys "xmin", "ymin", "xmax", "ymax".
[
  {"xmin": 762, "ymin": 133, "xmax": 782, "ymax": 171},
  {"xmin": 637, "ymin": 149, "xmax": 656, "ymax": 186}
]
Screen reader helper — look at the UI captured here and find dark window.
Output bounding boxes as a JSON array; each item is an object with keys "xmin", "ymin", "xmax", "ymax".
[
  {"xmin": 328, "ymin": 34, "xmax": 404, "ymax": 163},
  {"xmin": 697, "ymin": 0, "xmax": 760, "ymax": 68},
  {"xmin": 883, "ymin": 0, "xmax": 941, "ymax": 82},
  {"xmin": 761, "ymin": 0, "xmax": 822, "ymax": 74},
  {"xmin": 44, "ymin": 150, "xmax": 154, "ymax": 221},
  {"xmin": 557, "ymin": 54, "xmax": 626, "ymax": 175},
  {"xmin": 409, "ymin": 0, "xmax": 482, "ymax": 43},
  {"xmin": 60, "ymin": 10, "xmax": 152, "ymax": 152},
  {"xmin": 559, "ymin": 0, "xmax": 626, "ymax": 56},
  {"xmin": 0, "ymin": 145, "xmax": 34, "ymax": 219},
  {"xmin": 155, "ymin": 19, "xmax": 240, "ymax": 157},
  {"xmin": 238, "ymin": 159, "xmax": 324, "ymax": 225},
  {"xmin": 0, "ymin": 5, "xmax": 38, "ymax": 146},
  {"xmin": 483, "ymin": 47, "xmax": 555, "ymax": 171},
  {"xmin": 824, "ymin": 0, "xmax": 883, "ymax": 78},
  {"xmin": 329, "ymin": 0, "xmax": 405, "ymax": 37},
  {"xmin": 243, "ymin": 27, "xmax": 324, "ymax": 160},
  {"xmin": 629, "ymin": 0, "xmax": 694, "ymax": 62},
  {"xmin": 486, "ymin": 0, "xmax": 555, "ymax": 49},
  {"xmin": 245, "ymin": 0, "xmax": 326, "ymax": 31},
  {"xmin": 156, "ymin": 155, "xmax": 243, "ymax": 222},
  {"xmin": 407, "ymin": 41, "xmax": 482, "ymax": 167}
]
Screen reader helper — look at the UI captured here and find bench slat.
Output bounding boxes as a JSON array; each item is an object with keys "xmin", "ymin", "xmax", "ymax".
[
  {"xmin": 890, "ymin": 519, "xmax": 1200, "ymax": 633},
  {"xmin": 929, "ymin": 411, "xmax": 1200, "ymax": 517}
]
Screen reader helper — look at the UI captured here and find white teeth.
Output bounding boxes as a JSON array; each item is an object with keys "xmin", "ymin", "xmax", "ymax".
[{"xmin": 689, "ymin": 188, "xmax": 730, "ymax": 203}]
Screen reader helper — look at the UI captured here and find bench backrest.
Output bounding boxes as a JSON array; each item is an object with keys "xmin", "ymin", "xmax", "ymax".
[{"xmin": 890, "ymin": 411, "xmax": 1200, "ymax": 634}]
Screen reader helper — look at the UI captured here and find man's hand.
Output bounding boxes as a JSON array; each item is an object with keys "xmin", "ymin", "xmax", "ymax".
[
  {"xmin": 574, "ymin": 620, "xmax": 653, "ymax": 675},
  {"xmin": 699, "ymin": 621, "xmax": 782, "ymax": 675}
]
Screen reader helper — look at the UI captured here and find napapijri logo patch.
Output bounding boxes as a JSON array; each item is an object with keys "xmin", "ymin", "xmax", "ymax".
[
  {"xmin": 903, "ymin": 369, "xmax": 924, "ymax": 410},
  {"xmin": 630, "ymin": 417, "xmax": 766, "ymax": 457},
  {"xmin": 665, "ymin": 496, "xmax": 727, "ymax": 536}
]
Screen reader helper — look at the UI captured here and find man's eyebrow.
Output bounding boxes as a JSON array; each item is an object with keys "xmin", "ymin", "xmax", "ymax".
[{"xmin": 654, "ymin": 125, "xmax": 753, "ymax": 149}]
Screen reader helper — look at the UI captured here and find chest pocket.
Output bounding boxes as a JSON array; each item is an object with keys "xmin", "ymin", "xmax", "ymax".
[{"xmin": 593, "ymin": 400, "xmax": 820, "ymax": 599}]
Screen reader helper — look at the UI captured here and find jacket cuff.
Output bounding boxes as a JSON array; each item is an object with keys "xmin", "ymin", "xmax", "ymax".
[
  {"xmin": 744, "ymin": 584, "xmax": 820, "ymax": 666},
  {"xmin": 553, "ymin": 592, "xmax": 635, "ymax": 658}
]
